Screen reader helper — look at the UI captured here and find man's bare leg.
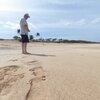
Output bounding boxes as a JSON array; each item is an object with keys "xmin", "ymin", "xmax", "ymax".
[
  {"xmin": 22, "ymin": 42, "xmax": 30, "ymax": 54},
  {"xmin": 22, "ymin": 43, "xmax": 25, "ymax": 54},
  {"xmin": 24, "ymin": 43, "xmax": 27, "ymax": 53}
]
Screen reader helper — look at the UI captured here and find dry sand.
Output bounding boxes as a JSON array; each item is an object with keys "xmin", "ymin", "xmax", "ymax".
[{"xmin": 0, "ymin": 40, "xmax": 100, "ymax": 100}]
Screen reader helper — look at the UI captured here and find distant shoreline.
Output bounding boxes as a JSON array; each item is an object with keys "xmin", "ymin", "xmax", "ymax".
[{"xmin": 0, "ymin": 38, "xmax": 99, "ymax": 44}]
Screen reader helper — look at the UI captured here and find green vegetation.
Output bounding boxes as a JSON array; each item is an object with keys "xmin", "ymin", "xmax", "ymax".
[{"xmin": 13, "ymin": 30, "xmax": 98, "ymax": 43}]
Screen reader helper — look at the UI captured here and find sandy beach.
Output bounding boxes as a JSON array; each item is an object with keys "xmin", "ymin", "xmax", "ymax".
[{"xmin": 0, "ymin": 40, "xmax": 100, "ymax": 100}]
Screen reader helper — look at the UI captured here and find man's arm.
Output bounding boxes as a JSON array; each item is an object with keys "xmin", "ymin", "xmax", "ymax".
[{"xmin": 24, "ymin": 24, "xmax": 30, "ymax": 32}]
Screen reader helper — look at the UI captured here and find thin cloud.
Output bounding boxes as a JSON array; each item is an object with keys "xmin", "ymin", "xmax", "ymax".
[
  {"xmin": 35, "ymin": 19, "xmax": 87, "ymax": 29},
  {"xmin": 35, "ymin": 18, "xmax": 100, "ymax": 29},
  {"xmin": 3, "ymin": 21, "xmax": 19, "ymax": 30},
  {"xmin": 48, "ymin": 0, "xmax": 81, "ymax": 5},
  {"xmin": 91, "ymin": 18, "xmax": 100, "ymax": 24},
  {"xmin": 1, "ymin": 18, "xmax": 100, "ymax": 31},
  {"xmin": 1, "ymin": 21, "xmax": 37, "ymax": 31}
]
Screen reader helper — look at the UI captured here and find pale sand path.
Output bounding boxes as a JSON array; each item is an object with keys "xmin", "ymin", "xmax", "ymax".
[{"xmin": 0, "ymin": 40, "xmax": 100, "ymax": 100}]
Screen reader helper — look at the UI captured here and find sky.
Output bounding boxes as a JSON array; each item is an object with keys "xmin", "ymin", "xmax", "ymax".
[{"xmin": 0, "ymin": 0, "xmax": 100, "ymax": 42}]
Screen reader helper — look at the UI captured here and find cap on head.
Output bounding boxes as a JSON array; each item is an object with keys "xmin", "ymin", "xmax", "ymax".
[{"xmin": 24, "ymin": 13, "xmax": 30, "ymax": 18}]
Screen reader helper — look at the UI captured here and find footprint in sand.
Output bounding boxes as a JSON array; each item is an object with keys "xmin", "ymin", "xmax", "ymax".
[
  {"xmin": 0, "ymin": 65, "xmax": 19, "ymax": 79},
  {"xmin": 26, "ymin": 67, "xmax": 48, "ymax": 100},
  {"xmin": 26, "ymin": 60, "xmax": 38, "ymax": 65},
  {"xmin": 0, "ymin": 65, "xmax": 24, "ymax": 95},
  {"xmin": 29, "ymin": 66, "xmax": 46, "ymax": 80},
  {"xmin": 9, "ymin": 59, "xmax": 18, "ymax": 62}
]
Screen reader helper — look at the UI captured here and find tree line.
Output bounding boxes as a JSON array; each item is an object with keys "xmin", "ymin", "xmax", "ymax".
[{"xmin": 13, "ymin": 29, "xmax": 97, "ymax": 43}]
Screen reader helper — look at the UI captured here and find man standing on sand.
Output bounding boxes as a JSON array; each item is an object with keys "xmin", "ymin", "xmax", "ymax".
[{"xmin": 20, "ymin": 13, "xmax": 30, "ymax": 54}]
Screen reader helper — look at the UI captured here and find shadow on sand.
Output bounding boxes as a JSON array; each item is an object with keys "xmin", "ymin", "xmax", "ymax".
[{"xmin": 24, "ymin": 53, "xmax": 56, "ymax": 57}]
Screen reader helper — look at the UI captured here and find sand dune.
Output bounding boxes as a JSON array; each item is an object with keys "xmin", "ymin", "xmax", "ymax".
[{"xmin": 0, "ymin": 40, "xmax": 100, "ymax": 100}]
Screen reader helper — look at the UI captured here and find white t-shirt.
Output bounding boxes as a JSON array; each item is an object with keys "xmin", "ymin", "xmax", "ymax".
[{"xmin": 20, "ymin": 18, "xmax": 28, "ymax": 35}]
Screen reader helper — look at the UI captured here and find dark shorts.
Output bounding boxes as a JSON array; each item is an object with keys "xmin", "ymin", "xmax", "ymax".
[{"xmin": 21, "ymin": 34, "xmax": 29, "ymax": 43}]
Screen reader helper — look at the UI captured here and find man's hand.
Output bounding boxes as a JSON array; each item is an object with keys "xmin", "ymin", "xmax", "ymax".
[{"xmin": 28, "ymin": 29, "xmax": 30, "ymax": 32}]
